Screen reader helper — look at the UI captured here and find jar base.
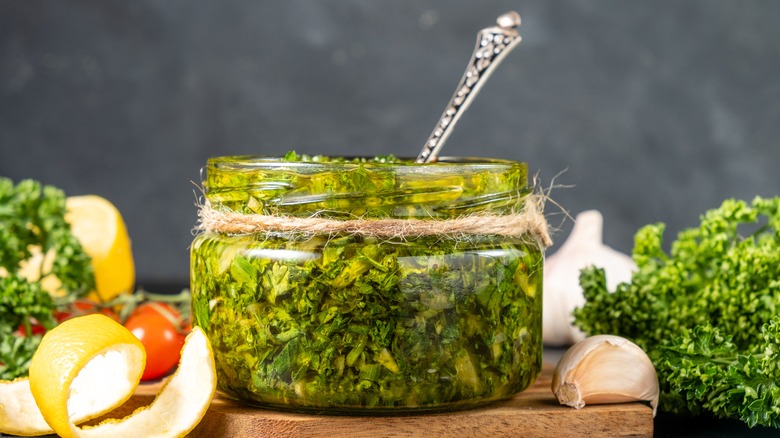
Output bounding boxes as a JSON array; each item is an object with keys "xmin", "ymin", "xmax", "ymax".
[
  {"xmin": 216, "ymin": 387, "xmax": 536, "ymax": 416},
  {"xmin": 214, "ymin": 369, "xmax": 540, "ymax": 416}
]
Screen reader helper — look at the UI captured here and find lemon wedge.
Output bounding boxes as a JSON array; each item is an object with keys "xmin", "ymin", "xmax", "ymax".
[
  {"xmin": 66, "ymin": 195, "xmax": 135, "ymax": 302},
  {"xmin": 0, "ymin": 314, "xmax": 216, "ymax": 438}
]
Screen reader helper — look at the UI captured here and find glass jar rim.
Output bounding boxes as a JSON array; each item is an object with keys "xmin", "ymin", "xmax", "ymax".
[
  {"xmin": 202, "ymin": 155, "xmax": 529, "ymax": 220},
  {"xmin": 207, "ymin": 155, "xmax": 526, "ymax": 172}
]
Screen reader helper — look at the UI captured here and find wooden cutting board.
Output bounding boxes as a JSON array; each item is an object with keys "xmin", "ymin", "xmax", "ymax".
[{"xmin": 128, "ymin": 364, "xmax": 653, "ymax": 437}]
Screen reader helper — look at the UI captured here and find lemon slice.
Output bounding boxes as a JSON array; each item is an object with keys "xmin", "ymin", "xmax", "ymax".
[
  {"xmin": 66, "ymin": 195, "xmax": 135, "ymax": 302},
  {"xmin": 0, "ymin": 314, "xmax": 216, "ymax": 438}
]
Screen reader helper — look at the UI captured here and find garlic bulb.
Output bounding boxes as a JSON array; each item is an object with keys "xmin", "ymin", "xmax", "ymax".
[
  {"xmin": 543, "ymin": 210, "xmax": 635, "ymax": 346},
  {"xmin": 552, "ymin": 335, "xmax": 659, "ymax": 416}
]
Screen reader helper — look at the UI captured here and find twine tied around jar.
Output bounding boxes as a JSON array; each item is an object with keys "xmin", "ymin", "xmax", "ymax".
[{"xmin": 195, "ymin": 194, "xmax": 552, "ymax": 248}]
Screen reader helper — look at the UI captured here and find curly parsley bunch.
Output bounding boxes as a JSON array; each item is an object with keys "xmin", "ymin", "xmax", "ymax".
[
  {"xmin": 0, "ymin": 178, "xmax": 94, "ymax": 379},
  {"xmin": 575, "ymin": 197, "xmax": 780, "ymax": 428}
]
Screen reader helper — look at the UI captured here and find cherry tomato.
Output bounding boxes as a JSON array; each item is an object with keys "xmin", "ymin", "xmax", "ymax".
[{"xmin": 124, "ymin": 302, "xmax": 186, "ymax": 381}]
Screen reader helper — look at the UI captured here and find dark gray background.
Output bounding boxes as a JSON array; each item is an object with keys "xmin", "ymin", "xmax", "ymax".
[{"xmin": 1, "ymin": 1, "xmax": 778, "ymax": 285}]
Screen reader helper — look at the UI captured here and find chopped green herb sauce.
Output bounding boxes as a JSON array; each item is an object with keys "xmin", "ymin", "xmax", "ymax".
[
  {"xmin": 191, "ymin": 155, "xmax": 542, "ymax": 412},
  {"xmin": 192, "ymin": 234, "xmax": 541, "ymax": 411}
]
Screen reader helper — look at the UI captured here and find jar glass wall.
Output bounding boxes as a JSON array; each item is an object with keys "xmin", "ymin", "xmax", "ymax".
[{"xmin": 191, "ymin": 155, "xmax": 544, "ymax": 413}]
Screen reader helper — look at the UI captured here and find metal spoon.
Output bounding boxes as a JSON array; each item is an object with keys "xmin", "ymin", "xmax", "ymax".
[{"xmin": 416, "ymin": 11, "xmax": 522, "ymax": 163}]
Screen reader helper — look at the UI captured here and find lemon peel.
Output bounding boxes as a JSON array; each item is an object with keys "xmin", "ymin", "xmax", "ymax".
[
  {"xmin": 0, "ymin": 314, "xmax": 216, "ymax": 438},
  {"xmin": 0, "ymin": 378, "xmax": 53, "ymax": 436}
]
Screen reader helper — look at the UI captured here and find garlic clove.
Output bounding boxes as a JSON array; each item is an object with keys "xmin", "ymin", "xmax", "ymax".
[
  {"xmin": 552, "ymin": 334, "xmax": 659, "ymax": 416},
  {"xmin": 543, "ymin": 210, "xmax": 636, "ymax": 346}
]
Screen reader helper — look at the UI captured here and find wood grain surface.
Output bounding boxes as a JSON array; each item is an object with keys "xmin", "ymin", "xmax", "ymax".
[{"xmin": 128, "ymin": 365, "xmax": 653, "ymax": 437}]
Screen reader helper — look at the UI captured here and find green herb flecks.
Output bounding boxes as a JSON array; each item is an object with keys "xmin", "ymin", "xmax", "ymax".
[
  {"xmin": 203, "ymin": 153, "xmax": 528, "ymax": 220},
  {"xmin": 191, "ymin": 234, "xmax": 542, "ymax": 411}
]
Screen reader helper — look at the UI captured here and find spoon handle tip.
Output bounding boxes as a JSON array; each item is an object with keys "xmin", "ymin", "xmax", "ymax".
[{"xmin": 416, "ymin": 11, "xmax": 522, "ymax": 163}]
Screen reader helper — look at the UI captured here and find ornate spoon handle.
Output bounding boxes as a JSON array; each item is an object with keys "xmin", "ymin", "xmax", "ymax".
[{"xmin": 416, "ymin": 11, "xmax": 522, "ymax": 163}]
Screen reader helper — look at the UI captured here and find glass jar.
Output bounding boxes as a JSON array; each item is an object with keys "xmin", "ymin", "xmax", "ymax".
[{"xmin": 190, "ymin": 154, "xmax": 544, "ymax": 413}]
